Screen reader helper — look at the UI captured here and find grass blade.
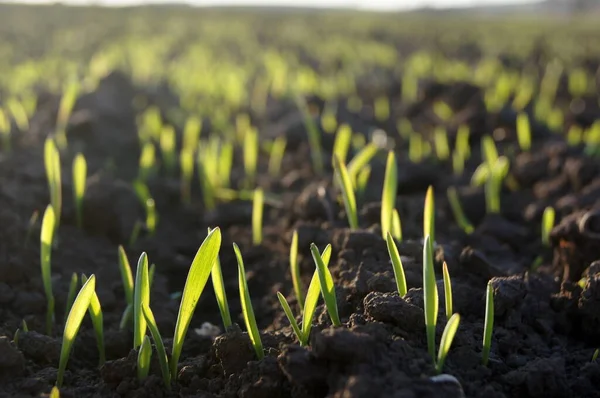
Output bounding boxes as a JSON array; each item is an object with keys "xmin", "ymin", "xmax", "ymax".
[
  {"xmin": 63, "ymin": 273, "xmax": 78, "ymax": 325},
  {"xmin": 481, "ymin": 136, "xmax": 498, "ymax": 167},
  {"xmin": 435, "ymin": 313, "xmax": 461, "ymax": 374},
  {"xmin": 516, "ymin": 112, "xmax": 531, "ymax": 152},
  {"xmin": 233, "ymin": 243, "xmax": 264, "ymax": 360},
  {"xmin": 442, "ymin": 262, "xmax": 452, "ymax": 319},
  {"xmin": 347, "ymin": 142, "xmax": 378, "ymax": 180},
  {"xmin": 290, "ymin": 230, "xmax": 304, "ymax": 308},
  {"xmin": 209, "ymin": 228, "xmax": 231, "ymax": 330},
  {"xmin": 268, "ymin": 136, "xmax": 287, "ymax": 177},
  {"xmin": 72, "ymin": 153, "xmax": 87, "ymax": 229},
  {"xmin": 381, "ymin": 151, "xmax": 398, "ymax": 239},
  {"xmin": 423, "ymin": 235, "xmax": 438, "ymax": 361},
  {"xmin": 391, "ymin": 209, "xmax": 402, "ymax": 241},
  {"xmin": 333, "ymin": 124, "xmax": 352, "ymax": 163},
  {"xmin": 81, "ymin": 274, "xmax": 105, "ymax": 366},
  {"xmin": 41, "ymin": 204, "xmax": 56, "ymax": 335},
  {"xmin": 296, "ymin": 97, "xmax": 324, "ymax": 174},
  {"xmin": 57, "ymin": 274, "xmax": 96, "ymax": 387},
  {"xmin": 423, "ymin": 186, "xmax": 435, "ymax": 243},
  {"xmin": 44, "ymin": 138, "xmax": 62, "ymax": 230},
  {"xmin": 333, "ymin": 154, "xmax": 358, "ymax": 229},
  {"xmin": 447, "ymin": 187, "xmax": 474, "ymax": 234},
  {"xmin": 277, "ymin": 292, "xmax": 303, "ymax": 344},
  {"xmin": 117, "ymin": 246, "xmax": 134, "ymax": 305},
  {"xmin": 171, "ymin": 228, "xmax": 222, "ymax": 379},
  {"xmin": 252, "ymin": 189, "xmax": 264, "ymax": 246},
  {"xmin": 541, "ymin": 206, "xmax": 555, "ymax": 247},
  {"xmin": 310, "ymin": 243, "xmax": 341, "ymax": 327},
  {"xmin": 301, "ymin": 245, "xmax": 331, "ymax": 344},
  {"xmin": 386, "ymin": 232, "xmax": 407, "ymax": 297},
  {"xmin": 142, "ymin": 304, "xmax": 171, "ymax": 388},
  {"xmin": 133, "ymin": 253, "xmax": 150, "ymax": 349},
  {"xmin": 482, "ymin": 281, "xmax": 495, "ymax": 366}
]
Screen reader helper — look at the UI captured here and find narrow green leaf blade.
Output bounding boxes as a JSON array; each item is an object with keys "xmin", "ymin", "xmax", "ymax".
[
  {"xmin": 310, "ymin": 243, "xmax": 341, "ymax": 327},
  {"xmin": 277, "ymin": 292, "xmax": 303, "ymax": 344},
  {"xmin": 333, "ymin": 154, "xmax": 358, "ymax": 229},
  {"xmin": 381, "ymin": 151, "xmax": 397, "ymax": 239},
  {"xmin": 133, "ymin": 253, "xmax": 150, "ymax": 350},
  {"xmin": 436, "ymin": 313, "xmax": 461, "ymax": 374},
  {"xmin": 386, "ymin": 232, "xmax": 407, "ymax": 296},
  {"xmin": 142, "ymin": 304, "xmax": 171, "ymax": 388}
]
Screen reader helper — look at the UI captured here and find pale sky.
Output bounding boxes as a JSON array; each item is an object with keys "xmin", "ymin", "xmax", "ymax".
[{"xmin": 5, "ymin": 0, "xmax": 537, "ymax": 11}]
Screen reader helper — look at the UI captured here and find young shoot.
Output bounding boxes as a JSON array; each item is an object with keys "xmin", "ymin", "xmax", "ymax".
[
  {"xmin": 333, "ymin": 155, "xmax": 358, "ymax": 229},
  {"xmin": 72, "ymin": 153, "xmax": 87, "ymax": 229},
  {"xmin": 159, "ymin": 125, "xmax": 177, "ymax": 175},
  {"xmin": 290, "ymin": 230, "xmax": 304, "ymax": 308},
  {"xmin": 57, "ymin": 274, "xmax": 96, "ymax": 388},
  {"xmin": 138, "ymin": 142, "xmax": 157, "ymax": 181},
  {"xmin": 485, "ymin": 156, "xmax": 510, "ymax": 214},
  {"xmin": 424, "ymin": 186, "xmax": 435, "ymax": 243},
  {"xmin": 179, "ymin": 148, "xmax": 194, "ymax": 205},
  {"xmin": 268, "ymin": 136, "xmax": 287, "ymax": 177},
  {"xmin": 482, "ymin": 281, "xmax": 495, "ymax": 366},
  {"xmin": 381, "ymin": 151, "xmax": 398, "ymax": 239},
  {"xmin": 435, "ymin": 313, "xmax": 461, "ymax": 374},
  {"xmin": 296, "ymin": 97, "xmax": 324, "ymax": 174},
  {"xmin": 447, "ymin": 187, "xmax": 474, "ymax": 234},
  {"xmin": 63, "ymin": 273, "xmax": 79, "ymax": 325},
  {"xmin": 133, "ymin": 253, "xmax": 150, "ymax": 350},
  {"xmin": 252, "ymin": 189, "xmax": 264, "ymax": 246},
  {"xmin": 137, "ymin": 335, "xmax": 152, "ymax": 381},
  {"xmin": 541, "ymin": 206, "xmax": 555, "ymax": 247},
  {"xmin": 243, "ymin": 126, "xmax": 258, "ymax": 187},
  {"xmin": 434, "ymin": 126, "xmax": 450, "ymax": 161},
  {"xmin": 347, "ymin": 143, "xmax": 378, "ymax": 181},
  {"xmin": 333, "ymin": 124, "xmax": 352, "ymax": 164},
  {"xmin": 386, "ymin": 232, "xmax": 407, "ymax": 296},
  {"xmin": 208, "ymin": 228, "xmax": 231, "ymax": 330},
  {"xmin": 233, "ymin": 243, "xmax": 264, "ymax": 360},
  {"xmin": 171, "ymin": 228, "xmax": 221, "ymax": 380},
  {"xmin": 442, "ymin": 262, "xmax": 453, "ymax": 319},
  {"xmin": 481, "ymin": 136, "xmax": 498, "ymax": 167},
  {"xmin": 310, "ymin": 243, "xmax": 341, "ymax": 327},
  {"xmin": 41, "ymin": 205, "xmax": 56, "ymax": 335},
  {"xmin": 516, "ymin": 112, "xmax": 531, "ymax": 152},
  {"xmin": 423, "ymin": 235, "xmax": 438, "ymax": 360},
  {"xmin": 391, "ymin": 209, "xmax": 402, "ymax": 241},
  {"xmin": 81, "ymin": 274, "xmax": 105, "ymax": 366},
  {"xmin": 44, "ymin": 138, "xmax": 62, "ymax": 232}
]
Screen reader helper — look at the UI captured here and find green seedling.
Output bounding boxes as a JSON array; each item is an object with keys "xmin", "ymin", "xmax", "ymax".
[
  {"xmin": 13, "ymin": 329, "xmax": 20, "ymax": 347},
  {"xmin": 44, "ymin": 138, "xmax": 62, "ymax": 233},
  {"xmin": 41, "ymin": 205, "xmax": 56, "ymax": 335},
  {"xmin": 55, "ymin": 81, "xmax": 79, "ymax": 148},
  {"xmin": 50, "ymin": 386, "xmax": 60, "ymax": 398},
  {"xmin": 182, "ymin": 116, "xmax": 202, "ymax": 151},
  {"xmin": 447, "ymin": 187, "xmax": 474, "ymax": 234},
  {"xmin": 374, "ymin": 96, "xmax": 390, "ymax": 122},
  {"xmin": 355, "ymin": 165, "xmax": 371, "ymax": 204},
  {"xmin": 132, "ymin": 180, "xmax": 157, "ymax": 235},
  {"xmin": 424, "ymin": 186, "xmax": 435, "ymax": 243},
  {"xmin": 57, "ymin": 274, "xmax": 96, "ymax": 387},
  {"xmin": 171, "ymin": 228, "xmax": 221, "ymax": 379},
  {"xmin": 208, "ymin": 228, "xmax": 231, "ymax": 330},
  {"xmin": 482, "ymin": 281, "xmax": 495, "ymax": 366},
  {"xmin": 409, "ymin": 133, "xmax": 424, "ymax": 163},
  {"xmin": 516, "ymin": 112, "xmax": 531, "ymax": 152},
  {"xmin": 452, "ymin": 151, "xmax": 465, "ymax": 176},
  {"xmin": 72, "ymin": 153, "xmax": 87, "ymax": 229},
  {"xmin": 117, "ymin": 246, "xmax": 134, "ymax": 329},
  {"xmin": 592, "ymin": 349, "xmax": 599, "ymax": 362},
  {"xmin": 233, "ymin": 243, "xmax": 264, "ymax": 359},
  {"xmin": 218, "ymin": 140, "xmax": 234, "ymax": 189},
  {"xmin": 179, "ymin": 148, "xmax": 194, "ymax": 205},
  {"xmin": 7, "ymin": 98, "xmax": 29, "ymax": 132},
  {"xmin": 310, "ymin": 243, "xmax": 341, "ymax": 326},
  {"xmin": 197, "ymin": 155, "xmax": 216, "ymax": 211},
  {"xmin": 252, "ymin": 189, "xmax": 264, "ymax": 246},
  {"xmin": 333, "ymin": 124, "xmax": 352, "ymax": 163},
  {"xmin": 142, "ymin": 304, "xmax": 171, "ymax": 388},
  {"xmin": 347, "ymin": 143, "xmax": 378, "ymax": 181},
  {"xmin": 133, "ymin": 253, "xmax": 150, "ymax": 349},
  {"xmin": 381, "ymin": 151, "xmax": 397, "ymax": 239},
  {"xmin": 268, "ymin": 136, "xmax": 287, "ymax": 177},
  {"xmin": 81, "ymin": 274, "xmax": 105, "ymax": 366},
  {"xmin": 423, "ymin": 235, "xmax": 438, "ymax": 360},
  {"xmin": 481, "ymin": 136, "xmax": 498, "ymax": 167},
  {"xmin": 243, "ymin": 126, "xmax": 258, "ymax": 187},
  {"xmin": 279, "ymin": 245, "xmax": 331, "ymax": 345},
  {"xmin": 435, "ymin": 313, "xmax": 461, "ymax": 374},
  {"xmin": 138, "ymin": 142, "xmax": 156, "ymax": 181},
  {"xmin": 397, "ymin": 118, "xmax": 413, "ymax": 139},
  {"xmin": 386, "ymin": 232, "xmax": 407, "ymax": 296},
  {"xmin": 290, "ymin": 230, "xmax": 304, "ymax": 308},
  {"xmin": 567, "ymin": 124, "xmax": 583, "ymax": 146},
  {"xmin": 64, "ymin": 273, "xmax": 79, "ymax": 324},
  {"xmin": 333, "ymin": 155, "xmax": 358, "ymax": 229},
  {"xmin": 391, "ymin": 209, "xmax": 402, "ymax": 241},
  {"xmin": 21, "ymin": 319, "xmax": 29, "ymax": 332},
  {"xmin": 541, "ymin": 206, "xmax": 555, "ymax": 247},
  {"xmin": 137, "ymin": 335, "xmax": 152, "ymax": 380},
  {"xmin": 159, "ymin": 125, "xmax": 176, "ymax": 175},
  {"xmin": 433, "ymin": 100, "xmax": 453, "ymax": 122},
  {"xmin": 485, "ymin": 157, "xmax": 510, "ymax": 214},
  {"xmin": 321, "ymin": 108, "xmax": 337, "ymax": 134},
  {"xmin": 434, "ymin": 126, "xmax": 450, "ymax": 161},
  {"xmin": 442, "ymin": 262, "xmax": 452, "ymax": 319},
  {"xmin": 455, "ymin": 125, "xmax": 471, "ymax": 159},
  {"xmin": 296, "ymin": 97, "xmax": 324, "ymax": 174}
]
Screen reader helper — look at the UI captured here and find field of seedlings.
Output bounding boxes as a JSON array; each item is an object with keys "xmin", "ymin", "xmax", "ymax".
[{"xmin": 1, "ymin": 4, "xmax": 600, "ymax": 398}]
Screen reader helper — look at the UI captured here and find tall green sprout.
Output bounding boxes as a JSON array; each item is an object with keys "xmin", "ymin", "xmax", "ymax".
[
  {"xmin": 81, "ymin": 274, "xmax": 105, "ymax": 366},
  {"xmin": 233, "ymin": 243, "xmax": 264, "ymax": 359},
  {"xmin": 333, "ymin": 155, "xmax": 358, "ymax": 229},
  {"xmin": 482, "ymin": 281, "xmax": 494, "ymax": 366},
  {"xmin": 516, "ymin": 113, "xmax": 531, "ymax": 151},
  {"xmin": 442, "ymin": 262, "xmax": 453, "ymax": 319},
  {"xmin": 142, "ymin": 304, "xmax": 171, "ymax": 388},
  {"xmin": 243, "ymin": 127, "xmax": 258, "ymax": 187},
  {"xmin": 435, "ymin": 313, "xmax": 460, "ymax": 374},
  {"xmin": 117, "ymin": 246, "xmax": 135, "ymax": 329},
  {"xmin": 44, "ymin": 138, "xmax": 62, "ymax": 233},
  {"xmin": 541, "ymin": 206, "xmax": 555, "ymax": 247},
  {"xmin": 310, "ymin": 243, "xmax": 341, "ymax": 327},
  {"xmin": 434, "ymin": 127, "xmax": 450, "ymax": 161},
  {"xmin": 290, "ymin": 230, "xmax": 304, "ymax": 308},
  {"xmin": 423, "ymin": 235, "xmax": 438, "ymax": 360},
  {"xmin": 386, "ymin": 232, "xmax": 407, "ymax": 296},
  {"xmin": 171, "ymin": 228, "xmax": 221, "ymax": 380},
  {"xmin": 133, "ymin": 253, "xmax": 150, "ymax": 350},
  {"xmin": 252, "ymin": 189, "xmax": 264, "ymax": 245},
  {"xmin": 447, "ymin": 187, "xmax": 474, "ymax": 234},
  {"xmin": 57, "ymin": 274, "xmax": 96, "ymax": 387},
  {"xmin": 72, "ymin": 153, "xmax": 87, "ymax": 229},
  {"xmin": 138, "ymin": 142, "xmax": 156, "ymax": 182},
  {"xmin": 41, "ymin": 205, "xmax": 56, "ymax": 335},
  {"xmin": 424, "ymin": 186, "xmax": 435, "ymax": 243},
  {"xmin": 208, "ymin": 228, "xmax": 231, "ymax": 330},
  {"xmin": 347, "ymin": 143, "xmax": 378, "ymax": 182},
  {"xmin": 268, "ymin": 136, "xmax": 287, "ymax": 177},
  {"xmin": 381, "ymin": 151, "xmax": 397, "ymax": 239},
  {"xmin": 333, "ymin": 124, "xmax": 352, "ymax": 163}
]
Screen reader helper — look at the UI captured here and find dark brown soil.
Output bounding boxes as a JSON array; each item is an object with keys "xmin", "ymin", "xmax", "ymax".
[{"xmin": 1, "ymin": 39, "xmax": 600, "ymax": 398}]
